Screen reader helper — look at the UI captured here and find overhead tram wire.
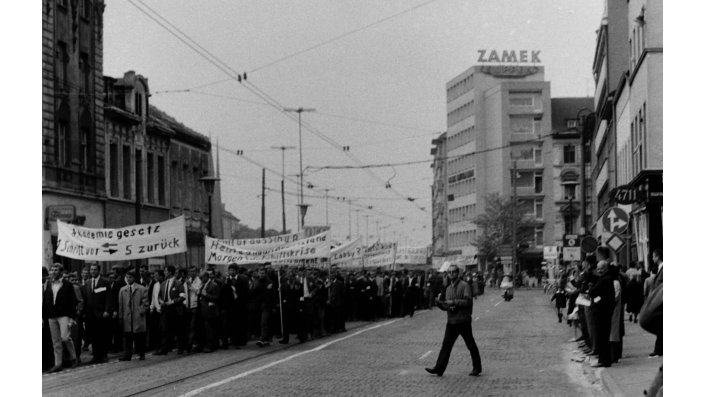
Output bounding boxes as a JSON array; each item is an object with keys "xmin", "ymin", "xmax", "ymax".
[
  {"xmin": 128, "ymin": 0, "xmax": 426, "ymax": 214},
  {"xmin": 246, "ymin": 0, "xmax": 442, "ymax": 73}
]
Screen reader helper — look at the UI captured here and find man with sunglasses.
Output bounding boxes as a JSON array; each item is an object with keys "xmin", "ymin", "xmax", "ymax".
[{"xmin": 425, "ymin": 265, "xmax": 482, "ymax": 377}]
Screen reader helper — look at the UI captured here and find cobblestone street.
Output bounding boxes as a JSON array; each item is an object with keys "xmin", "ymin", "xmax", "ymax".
[{"xmin": 44, "ymin": 289, "xmax": 605, "ymax": 397}]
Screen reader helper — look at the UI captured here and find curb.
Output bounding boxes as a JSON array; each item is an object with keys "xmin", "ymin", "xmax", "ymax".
[{"xmin": 598, "ymin": 368, "xmax": 626, "ymax": 397}]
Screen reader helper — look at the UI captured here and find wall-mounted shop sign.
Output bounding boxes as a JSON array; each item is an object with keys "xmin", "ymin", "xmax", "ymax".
[
  {"xmin": 477, "ymin": 49, "xmax": 542, "ymax": 64},
  {"xmin": 46, "ymin": 205, "xmax": 76, "ymax": 223}
]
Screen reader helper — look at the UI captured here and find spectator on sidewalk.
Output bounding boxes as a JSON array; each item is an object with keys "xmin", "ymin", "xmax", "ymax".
[
  {"xmin": 625, "ymin": 261, "xmax": 644, "ymax": 323},
  {"xmin": 588, "ymin": 259, "xmax": 615, "ymax": 368},
  {"xmin": 644, "ymin": 248, "xmax": 663, "ymax": 357},
  {"xmin": 609, "ymin": 264, "xmax": 626, "ymax": 363}
]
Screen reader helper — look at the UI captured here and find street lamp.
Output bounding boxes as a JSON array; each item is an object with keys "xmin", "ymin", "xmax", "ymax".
[
  {"xmin": 271, "ymin": 145, "xmax": 295, "ymax": 234},
  {"xmin": 284, "ymin": 107, "xmax": 315, "ymax": 231},
  {"xmin": 199, "ymin": 175, "xmax": 220, "ymax": 237}
]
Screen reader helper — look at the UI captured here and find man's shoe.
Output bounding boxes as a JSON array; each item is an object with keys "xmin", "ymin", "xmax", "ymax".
[
  {"xmin": 139, "ymin": 354, "xmax": 145, "ymax": 360},
  {"xmin": 469, "ymin": 369, "xmax": 482, "ymax": 377},
  {"xmin": 47, "ymin": 365, "xmax": 62, "ymax": 374},
  {"xmin": 69, "ymin": 359, "xmax": 79, "ymax": 368},
  {"xmin": 203, "ymin": 348, "xmax": 213, "ymax": 353},
  {"xmin": 118, "ymin": 356, "xmax": 131, "ymax": 361},
  {"xmin": 154, "ymin": 350, "xmax": 167, "ymax": 356},
  {"xmin": 88, "ymin": 358, "xmax": 105, "ymax": 364},
  {"xmin": 177, "ymin": 349, "xmax": 184, "ymax": 355},
  {"xmin": 425, "ymin": 367, "xmax": 442, "ymax": 377},
  {"xmin": 279, "ymin": 339, "xmax": 289, "ymax": 344},
  {"xmin": 256, "ymin": 341, "xmax": 264, "ymax": 347}
]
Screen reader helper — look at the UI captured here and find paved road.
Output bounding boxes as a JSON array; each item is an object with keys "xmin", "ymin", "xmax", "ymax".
[{"xmin": 43, "ymin": 289, "xmax": 605, "ymax": 397}]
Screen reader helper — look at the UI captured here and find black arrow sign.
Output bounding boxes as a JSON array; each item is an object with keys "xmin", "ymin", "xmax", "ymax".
[
  {"xmin": 104, "ymin": 248, "xmax": 118, "ymax": 255},
  {"xmin": 101, "ymin": 242, "xmax": 117, "ymax": 248}
]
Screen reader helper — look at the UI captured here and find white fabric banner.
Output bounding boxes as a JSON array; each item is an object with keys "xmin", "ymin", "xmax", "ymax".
[
  {"xmin": 364, "ymin": 243, "xmax": 397, "ymax": 269},
  {"xmin": 331, "ymin": 238, "xmax": 363, "ymax": 268},
  {"xmin": 206, "ymin": 231, "xmax": 331, "ymax": 265},
  {"xmin": 56, "ymin": 216, "xmax": 187, "ymax": 261},
  {"xmin": 395, "ymin": 246, "xmax": 429, "ymax": 265}
]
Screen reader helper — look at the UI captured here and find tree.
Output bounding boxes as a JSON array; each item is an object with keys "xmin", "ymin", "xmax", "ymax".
[{"xmin": 473, "ymin": 192, "xmax": 536, "ymax": 262}]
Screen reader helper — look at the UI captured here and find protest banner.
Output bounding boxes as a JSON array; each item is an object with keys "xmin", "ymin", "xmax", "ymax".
[
  {"xmin": 395, "ymin": 246, "xmax": 429, "ymax": 265},
  {"xmin": 364, "ymin": 242, "xmax": 397, "ymax": 269},
  {"xmin": 206, "ymin": 230, "xmax": 331, "ymax": 265},
  {"xmin": 331, "ymin": 238, "xmax": 363, "ymax": 268},
  {"xmin": 56, "ymin": 216, "xmax": 187, "ymax": 261}
]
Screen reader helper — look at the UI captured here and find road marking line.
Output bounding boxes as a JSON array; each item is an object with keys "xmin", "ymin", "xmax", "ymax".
[
  {"xmin": 494, "ymin": 301, "xmax": 502, "ymax": 307},
  {"xmin": 179, "ymin": 319, "xmax": 401, "ymax": 397},
  {"xmin": 419, "ymin": 350, "xmax": 433, "ymax": 360}
]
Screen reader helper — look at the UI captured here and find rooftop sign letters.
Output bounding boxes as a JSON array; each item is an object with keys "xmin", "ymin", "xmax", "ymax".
[{"xmin": 477, "ymin": 50, "xmax": 542, "ymax": 64}]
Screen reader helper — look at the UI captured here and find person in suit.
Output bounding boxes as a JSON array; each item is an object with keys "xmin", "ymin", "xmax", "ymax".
[
  {"xmin": 184, "ymin": 266, "xmax": 202, "ymax": 352},
  {"xmin": 43, "ymin": 263, "xmax": 79, "ymax": 373},
  {"xmin": 83, "ymin": 264, "xmax": 111, "ymax": 364},
  {"xmin": 66, "ymin": 272, "xmax": 85, "ymax": 363},
  {"xmin": 404, "ymin": 271, "xmax": 420, "ymax": 317},
  {"xmin": 253, "ymin": 267, "xmax": 275, "ymax": 347},
  {"xmin": 107, "ymin": 267, "xmax": 125, "ymax": 354},
  {"xmin": 390, "ymin": 271, "xmax": 404, "ymax": 317},
  {"xmin": 328, "ymin": 272, "xmax": 346, "ymax": 333},
  {"xmin": 232, "ymin": 265, "xmax": 251, "ymax": 347},
  {"xmin": 138, "ymin": 265, "xmax": 156, "ymax": 350},
  {"xmin": 425, "ymin": 265, "xmax": 482, "ymax": 377},
  {"xmin": 219, "ymin": 264, "xmax": 239, "ymax": 349},
  {"xmin": 279, "ymin": 272, "xmax": 300, "ymax": 344},
  {"xmin": 197, "ymin": 270, "xmax": 221, "ymax": 352},
  {"xmin": 118, "ymin": 271, "xmax": 150, "ymax": 361},
  {"xmin": 155, "ymin": 265, "xmax": 187, "ymax": 355},
  {"xmin": 588, "ymin": 259, "xmax": 616, "ymax": 368}
]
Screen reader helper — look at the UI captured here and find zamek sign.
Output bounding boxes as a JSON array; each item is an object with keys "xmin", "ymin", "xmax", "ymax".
[
  {"xmin": 56, "ymin": 216, "xmax": 188, "ymax": 261},
  {"xmin": 477, "ymin": 49, "xmax": 542, "ymax": 64}
]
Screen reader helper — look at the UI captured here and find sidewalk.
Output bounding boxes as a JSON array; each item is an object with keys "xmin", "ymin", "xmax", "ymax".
[{"xmin": 587, "ymin": 318, "xmax": 662, "ymax": 396}]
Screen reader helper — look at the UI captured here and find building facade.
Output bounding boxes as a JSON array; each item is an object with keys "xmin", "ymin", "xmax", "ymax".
[
  {"xmin": 549, "ymin": 98, "xmax": 594, "ymax": 249},
  {"xmin": 435, "ymin": 64, "xmax": 556, "ymax": 272},
  {"xmin": 42, "ymin": 0, "xmax": 107, "ymax": 270},
  {"xmin": 589, "ymin": 0, "xmax": 662, "ymax": 269}
]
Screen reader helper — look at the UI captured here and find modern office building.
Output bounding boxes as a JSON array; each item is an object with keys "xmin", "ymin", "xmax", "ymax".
[{"xmin": 433, "ymin": 64, "xmax": 555, "ymax": 273}]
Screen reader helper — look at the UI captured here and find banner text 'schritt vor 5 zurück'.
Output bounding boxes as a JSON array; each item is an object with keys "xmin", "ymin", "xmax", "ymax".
[
  {"xmin": 205, "ymin": 230, "xmax": 331, "ymax": 265},
  {"xmin": 55, "ymin": 216, "xmax": 188, "ymax": 261}
]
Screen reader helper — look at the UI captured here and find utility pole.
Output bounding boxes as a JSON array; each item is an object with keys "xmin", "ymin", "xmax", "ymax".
[
  {"xmin": 323, "ymin": 188, "xmax": 334, "ymax": 226},
  {"xmin": 348, "ymin": 200, "xmax": 352, "ymax": 240},
  {"xmin": 284, "ymin": 107, "xmax": 315, "ymax": 231},
  {"xmin": 261, "ymin": 168, "xmax": 266, "ymax": 238},
  {"xmin": 271, "ymin": 145, "xmax": 295, "ymax": 234},
  {"xmin": 354, "ymin": 209, "xmax": 361, "ymax": 239},
  {"xmin": 511, "ymin": 160, "xmax": 518, "ymax": 277},
  {"xmin": 365, "ymin": 214, "xmax": 369, "ymax": 246}
]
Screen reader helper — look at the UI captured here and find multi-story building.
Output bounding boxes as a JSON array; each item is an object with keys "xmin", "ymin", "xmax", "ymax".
[
  {"xmin": 435, "ymin": 64, "xmax": 555, "ymax": 273},
  {"xmin": 590, "ymin": 0, "xmax": 630, "ymax": 237},
  {"xmin": 613, "ymin": 0, "xmax": 663, "ymax": 267},
  {"xmin": 588, "ymin": 0, "xmax": 662, "ymax": 269},
  {"xmin": 42, "ymin": 0, "xmax": 107, "ymax": 270},
  {"xmin": 430, "ymin": 132, "xmax": 449, "ymax": 256},
  {"xmin": 549, "ymin": 98, "xmax": 594, "ymax": 249}
]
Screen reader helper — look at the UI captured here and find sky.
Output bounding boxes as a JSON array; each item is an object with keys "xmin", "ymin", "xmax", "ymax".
[{"xmin": 101, "ymin": 0, "xmax": 605, "ymax": 245}]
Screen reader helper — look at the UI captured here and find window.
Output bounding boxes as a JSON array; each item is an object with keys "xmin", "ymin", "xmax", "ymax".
[
  {"xmin": 514, "ymin": 171, "xmax": 533, "ymax": 187},
  {"xmin": 135, "ymin": 93, "xmax": 143, "ymax": 116},
  {"xmin": 123, "ymin": 145, "xmax": 131, "ymax": 199},
  {"xmin": 135, "ymin": 149, "xmax": 143, "ymax": 204},
  {"xmin": 566, "ymin": 119, "xmax": 578, "ymax": 128},
  {"xmin": 110, "ymin": 143, "xmax": 119, "ymax": 196},
  {"xmin": 56, "ymin": 120, "xmax": 69, "ymax": 167},
  {"xmin": 510, "ymin": 96, "xmax": 533, "ymax": 108},
  {"xmin": 80, "ymin": 127, "xmax": 89, "ymax": 171},
  {"xmin": 510, "ymin": 116, "xmax": 534, "ymax": 134},
  {"xmin": 535, "ymin": 227, "xmax": 544, "ymax": 246},
  {"xmin": 564, "ymin": 184, "xmax": 577, "ymax": 199},
  {"xmin": 170, "ymin": 161, "xmax": 179, "ymax": 207},
  {"xmin": 56, "ymin": 41, "xmax": 68, "ymax": 86},
  {"xmin": 535, "ymin": 201, "xmax": 543, "ymax": 219},
  {"xmin": 147, "ymin": 152, "xmax": 155, "ymax": 203},
  {"xmin": 534, "ymin": 147, "xmax": 542, "ymax": 165},
  {"xmin": 81, "ymin": 0, "xmax": 92, "ymax": 19},
  {"xmin": 563, "ymin": 145, "xmax": 576, "ymax": 164},
  {"xmin": 183, "ymin": 164, "xmax": 190, "ymax": 208},
  {"xmin": 534, "ymin": 174, "xmax": 543, "ymax": 193},
  {"xmin": 157, "ymin": 155, "xmax": 166, "ymax": 205},
  {"xmin": 79, "ymin": 53, "xmax": 90, "ymax": 93}
]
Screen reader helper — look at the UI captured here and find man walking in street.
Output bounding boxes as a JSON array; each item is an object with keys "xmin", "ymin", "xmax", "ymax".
[
  {"xmin": 425, "ymin": 265, "xmax": 482, "ymax": 377},
  {"xmin": 83, "ymin": 264, "xmax": 111, "ymax": 364},
  {"xmin": 118, "ymin": 271, "xmax": 149, "ymax": 361},
  {"xmin": 43, "ymin": 263, "xmax": 79, "ymax": 373},
  {"xmin": 155, "ymin": 265, "xmax": 187, "ymax": 355}
]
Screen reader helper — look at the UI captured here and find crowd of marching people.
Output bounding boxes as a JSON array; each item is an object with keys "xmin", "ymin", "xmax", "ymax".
[
  {"xmin": 546, "ymin": 246, "xmax": 663, "ymax": 394},
  {"xmin": 44, "ymin": 262, "xmax": 488, "ymax": 373}
]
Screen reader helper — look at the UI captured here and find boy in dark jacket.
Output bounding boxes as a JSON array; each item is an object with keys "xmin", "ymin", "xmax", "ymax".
[{"xmin": 551, "ymin": 287, "xmax": 568, "ymax": 323}]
